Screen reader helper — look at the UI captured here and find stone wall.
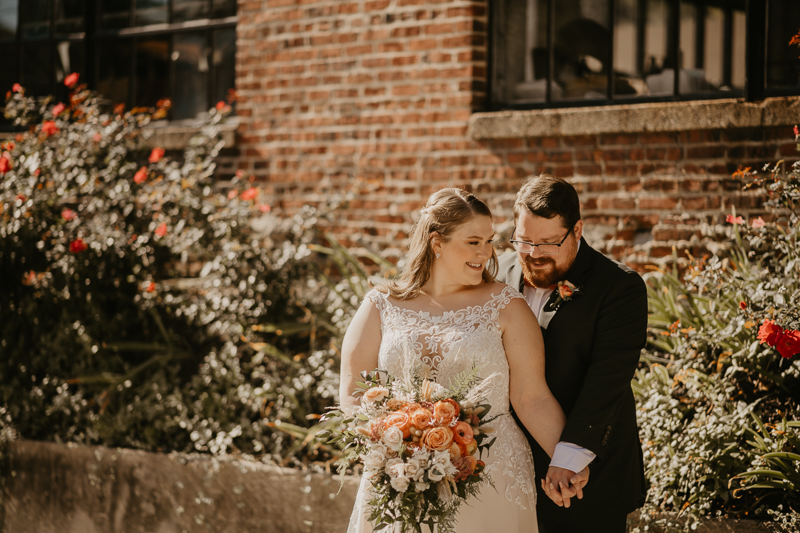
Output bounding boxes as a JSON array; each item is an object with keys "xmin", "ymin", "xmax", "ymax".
[
  {"xmin": 231, "ymin": 0, "xmax": 800, "ymax": 270},
  {"xmin": 1, "ymin": 440, "xmax": 774, "ymax": 533}
]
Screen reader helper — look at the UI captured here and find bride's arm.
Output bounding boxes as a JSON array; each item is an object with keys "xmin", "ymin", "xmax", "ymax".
[
  {"xmin": 339, "ymin": 298, "xmax": 382, "ymax": 416},
  {"xmin": 500, "ymin": 297, "xmax": 566, "ymax": 458}
]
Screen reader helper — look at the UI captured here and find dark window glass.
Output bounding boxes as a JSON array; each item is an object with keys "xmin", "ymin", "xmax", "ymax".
[
  {"xmin": 213, "ymin": 27, "xmax": 235, "ymax": 105},
  {"xmin": 135, "ymin": 0, "xmax": 168, "ymax": 27},
  {"xmin": 97, "ymin": 39, "xmax": 131, "ymax": 106},
  {"xmin": 101, "ymin": 0, "xmax": 131, "ymax": 30},
  {"xmin": 213, "ymin": 0, "xmax": 236, "ymax": 19},
  {"xmin": 640, "ymin": 0, "xmax": 674, "ymax": 96},
  {"xmin": 21, "ymin": 44, "xmax": 51, "ymax": 95},
  {"xmin": 766, "ymin": 0, "xmax": 800, "ymax": 90},
  {"xmin": 20, "ymin": 0, "xmax": 50, "ymax": 40},
  {"xmin": 0, "ymin": 44, "xmax": 18, "ymax": 93},
  {"xmin": 53, "ymin": 40, "xmax": 84, "ymax": 100},
  {"xmin": 173, "ymin": 0, "xmax": 209, "ymax": 23},
  {"xmin": 172, "ymin": 32, "xmax": 209, "ymax": 119},
  {"xmin": 55, "ymin": 0, "xmax": 85, "ymax": 35},
  {"xmin": 0, "ymin": 0, "xmax": 18, "ymax": 41},
  {"xmin": 135, "ymin": 37, "xmax": 169, "ymax": 108},
  {"xmin": 552, "ymin": 0, "xmax": 611, "ymax": 101}
]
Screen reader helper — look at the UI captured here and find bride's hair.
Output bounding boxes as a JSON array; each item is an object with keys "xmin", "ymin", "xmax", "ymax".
[{"xmin": 378, "ymin": 188, "xmax": 498, "ymax": 300}]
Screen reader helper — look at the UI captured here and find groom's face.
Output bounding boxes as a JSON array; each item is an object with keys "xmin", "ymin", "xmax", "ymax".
[{"xmin": 515, "ymin": 211, "xmax": 583, "ymax": 288}]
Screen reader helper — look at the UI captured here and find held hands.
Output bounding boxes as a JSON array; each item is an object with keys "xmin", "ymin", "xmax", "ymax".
[{"xmin": 541, "ymin": 465, "xmax": 590, "ymax": 508}]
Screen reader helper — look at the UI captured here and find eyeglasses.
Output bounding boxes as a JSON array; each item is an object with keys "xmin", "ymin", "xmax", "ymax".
[{"xmin": 509, "ymin": 227, "xmax": 573, "ymax": 255}]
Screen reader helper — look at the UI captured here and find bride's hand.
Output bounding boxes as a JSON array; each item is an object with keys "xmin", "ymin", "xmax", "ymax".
[
  {"xmin": 571, "ymin": 465, "xmax": 590, "ymax": 497},
  {"xmin": 541, "ymin": 465, "xmax": 590, "ymax": 507}
]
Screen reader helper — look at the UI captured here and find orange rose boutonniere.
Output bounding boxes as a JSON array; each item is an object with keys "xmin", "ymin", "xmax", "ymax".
[{"xmin": 549, "ymin": 280, "xmax": 580, "ymax": 312}]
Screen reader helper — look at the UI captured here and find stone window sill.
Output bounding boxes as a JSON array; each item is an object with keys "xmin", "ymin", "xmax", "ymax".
[{"xmin": 469, "ymin": 97, "xmax": 800, "ymax": 140}]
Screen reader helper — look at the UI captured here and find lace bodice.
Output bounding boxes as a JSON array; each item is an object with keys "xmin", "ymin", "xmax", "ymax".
[{"xmin": 364, "ymin": 285, "xmax": 537, "ymax": 511}]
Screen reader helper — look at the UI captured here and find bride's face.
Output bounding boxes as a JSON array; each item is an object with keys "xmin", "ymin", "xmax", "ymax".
[{"xmin": 434, "ymin": 215, "xmax": 494, "ymax": 285}]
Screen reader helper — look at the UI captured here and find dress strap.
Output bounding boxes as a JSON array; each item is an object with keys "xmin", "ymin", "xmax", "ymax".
[
  {"xmin": 486, "ymin": 284, "xmax": 525, "ymax": 312},
  {"xmin": 364, "ymin": 288, "xmax": 390, "ymax": 314}
]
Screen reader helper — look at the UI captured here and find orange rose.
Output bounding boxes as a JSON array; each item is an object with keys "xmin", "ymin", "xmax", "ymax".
[
  {"xmin": 384, "ymin": 411, "xmax": 412, "ymax": 438},
  {"xmin": 433, "ymin": 399, "xmax": 459, "ymax": 426},
  {"xmin": 421, "ymin": 426, "xmax": 454, "ymax": 452},
  {"xmin": 408, "ymin": 406, "xmax": 433, "ymax": 429},
  {"xmin": 452, "ymin": 421, "xmax": 474, "ymax": 446}
]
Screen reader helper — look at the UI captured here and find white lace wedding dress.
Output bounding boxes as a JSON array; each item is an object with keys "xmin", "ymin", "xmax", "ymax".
[{"xmin": 347, "ymin": 285, "xmax": 539, "ymax": 533}]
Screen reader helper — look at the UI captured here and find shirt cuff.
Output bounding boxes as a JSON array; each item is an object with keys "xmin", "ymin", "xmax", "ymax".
[{"xmin": 550, "ymin": 441, "xmax": 596, "ymax": 473}]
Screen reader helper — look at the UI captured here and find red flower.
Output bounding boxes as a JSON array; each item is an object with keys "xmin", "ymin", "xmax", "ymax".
[
  {"xmin": 34, "ymin": 168, "xmax": 41, "ymax": 176},
  {"xmin": 64, "ymin": 73, "xmax": 80, "ymax": 88},
  {"xmin": 69, "ymin": 239, "xmax": 88, "ymax": 253},
  {"xmin": 133, "ymin": 167, "xmax": 148, "ymax": 184},
  {"xmin": 52, "ymin": 103, "xmax": 66, "ymax": 116},
  {"xmin": 41, "ymin": 121, "xmax": 59, "ymax": 136},
  {"xmin": 216, "ymin": 101, "xmax": 227, "ymax": 111},
  {"xmin": 241, "ymin": 187, "xmax": 258, "ymax": 201},
  {"xmin": 751, "ymin": 217, "xmax": 766, "ymax": 228},
  {"xmin": 12, "ymin": 83, "xmax": 22, "ymax": 93},
  {"xmin": 794, "ymin": 125, "xmax": 799, "ymax": 136},
  {"xmin": 776, "ymin": 330, "xmax": 800, "ymax": 359},
  {"xmin": 149, "ymin": 147, "xmax": 165, "ymax": 163},
  {"xmin": 93, "ymin": 133, "xmax": 102, "ymax": 142},
  {"xmin": 5, "ymin": 91, "xmax": 9, "ymax": 100},
  {"xmin": 726, "ymin": 214, "xmax": 744, "ymax": 225},
  {"xmin": 15, "ymin": 194, "xmax": 25, "ymax": 202},
  {"xmin": 757, "ymin": 319, "xmax": 784, "ymax": 347},
  {"xmin": 61, "ymin": 208, "xmax": 77, "ymax": 221},
  {"xmin": 739, "ymin": 301, "xmax": 747, "ymax": 310},
  {"xmin": 154, "ymin": 222, "xmax": 167, "ymax": 237},
  {"xmin": 259, "ymin": 204, "xmax": 271, "ymax": 213},
  {"xmin": 22, "ymin": 271, "xmax": 37, "ymax": 286},
  {"xmin": 146, "ymin": 282, "xmax": 156, "ymax": 293},
  {"xmin": 227, "ymin": 190, "xmax": 237, "ymax": 199},
  {"xmin": 0, "ymin": 156, "xmax": 11, "ymax": 174}
]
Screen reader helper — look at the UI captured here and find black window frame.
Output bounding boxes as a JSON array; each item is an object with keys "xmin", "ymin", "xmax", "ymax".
[
  {"xmin": 488, "ymin": 0, "xmax": 800, "ymax": 111},
  {"xmin": 0, "ymin": 0, "xmax": 237, "ymax": 123}
]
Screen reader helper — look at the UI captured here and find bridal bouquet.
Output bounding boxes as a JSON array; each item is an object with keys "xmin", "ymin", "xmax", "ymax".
[{"xmin": 318, "ymin": 366, "xmax": 498, "ymax": 533}]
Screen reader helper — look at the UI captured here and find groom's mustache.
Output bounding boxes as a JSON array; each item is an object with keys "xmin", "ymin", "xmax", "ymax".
[{"xmin": 525, "ymin": 257, "xmax": 554, "ymax": 267}]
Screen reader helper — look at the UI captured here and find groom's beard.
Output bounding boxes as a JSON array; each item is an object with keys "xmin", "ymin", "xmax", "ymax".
[{"xmin": 519, "ymin": 255, "xmax": 570, "ymax": 288}]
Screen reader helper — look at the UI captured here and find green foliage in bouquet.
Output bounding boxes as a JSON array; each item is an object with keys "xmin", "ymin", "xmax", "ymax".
[
  {"xmin": 0, "ymin": 79, "xmax": 343, "ymax": 464},
  {"xmin": 635, "ymin": 155, "xmax": 800, "ymax": 529}
]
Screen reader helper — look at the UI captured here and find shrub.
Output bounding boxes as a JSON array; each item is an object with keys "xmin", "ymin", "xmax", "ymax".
[
  {"xmin": 636, "ymin": 156, "xmax": 800, "ymax": 528},
  {"xmin": 0, "ymin": 79, "xmax": 343, "ymax": 463}
]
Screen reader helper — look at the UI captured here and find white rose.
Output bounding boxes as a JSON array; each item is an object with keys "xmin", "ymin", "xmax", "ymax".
[
  {"xmin": 384, "ymin": 457, "xmax": 404, "ymax": 477},
  {"xmin": 363, "ymin": 448, "xmax": 387, "ymax": 472},
  {"xmin": 415, "ymin": 481, "xmax": 429, "ymax": 492},
  {"xmin": 390, "ymin": 475, "xmax": 410, "ymax": 493},
  {"xmin": 404, "ymin": 458, "xmax": 423, "ymax": 481},
  {"xmin": 382, "ymin": 426, "xmax": 404, "ymax": 452},
  {"xmin": 431, "ymin": 450, "xmax": 451, "ymax": 468}
]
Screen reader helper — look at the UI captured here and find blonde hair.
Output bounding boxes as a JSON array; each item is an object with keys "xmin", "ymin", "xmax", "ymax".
[{"xmin": 378, "ymin": 188, "xmax": 498, "ymax": 300}]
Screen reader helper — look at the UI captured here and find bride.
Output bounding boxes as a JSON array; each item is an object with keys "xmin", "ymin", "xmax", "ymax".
[{"xmin": 340, "ymin": 188, "xmax": 586, "ymax": 532}]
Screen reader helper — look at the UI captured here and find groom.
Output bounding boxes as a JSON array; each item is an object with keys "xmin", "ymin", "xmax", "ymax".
[{"xmin": 497, "ymin": 175, "xmax": 648, "ymax": 533}]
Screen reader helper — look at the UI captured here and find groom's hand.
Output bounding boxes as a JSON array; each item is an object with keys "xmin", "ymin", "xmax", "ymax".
[{"xmin": 542, "ymin": 465, "xmax": 587, "ymax": 508}]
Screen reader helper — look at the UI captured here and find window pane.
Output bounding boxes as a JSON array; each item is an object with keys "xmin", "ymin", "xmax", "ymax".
[
  {"xmin": 213, "ymin": 0, "xmax": 236, "ymax": 19},
  {"xmin": 213, "ymin": 28, "xmax": 235, "ymax": 106},
  {"xmin": 21, "ymin": 45, "xmax": 51, "ymax": 95},
  {"xmin": 766, "ymin": 0, "xmax": 800, "ymax": 90},
  {"xmin": 53, "ymin": 40, "xmax": 83, "ymax": 101},
  {"xmin": 0, "ymin": 0, "xmax": 18, "ymax": 41},
  {"xmin": 552, "ymin": 0, "xmax": 611, "ymax": 101},
  {"xmin": 135, "ymin": 37, "xmax": 170, "ymax": 108},
  {"xmin": 97, "ymin": 39, "xmax": 131, "ymax": 106},
  {"xmin": 492, "ymin": 0, "xmax": 547, "ymax": 104},
  {"xmin": 642, "ymin": 0, "xmax": 673, "ymax": 96},
  {"xmin": 614, "ymin": 0, "xmax": 648, "ymax": 98},
  {"xmin": 172, "ymin": 32, "xmax": 209, "ymax": 119},
  {"xmin": 55, "ymin": 0, "xmax": 84, "ymax": 35},
  {"xmin": 20, "ymin": 0, "xmax": 49, "ymax": 40},
  {"xmin": 731, "ymin": 9, "xmax": 745, "ymax": 89},
  {"xmin": 0, "ymin": 44, "xmax": 18, "ymax": 93},
  {"xmin": 173, "ymin": 0, "xmax": 210, "ymax": 23},
  {"xmin": 101, "ymin": 0, "xmax": 131, "ymax": 30},
  {"xmin": 135, "ymin": 0, "xmax": 167, "ymax": 27}
]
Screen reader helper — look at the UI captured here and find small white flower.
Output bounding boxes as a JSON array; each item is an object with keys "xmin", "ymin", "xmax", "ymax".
[{"xmin": 427, "ymin": 464, "xmax": 446, "ymax": 482}]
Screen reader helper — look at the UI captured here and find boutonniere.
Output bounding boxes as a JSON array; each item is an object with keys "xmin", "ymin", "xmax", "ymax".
[{"xmin": 548, "ymin": 280, "xmax": 580, "ymax": 312}]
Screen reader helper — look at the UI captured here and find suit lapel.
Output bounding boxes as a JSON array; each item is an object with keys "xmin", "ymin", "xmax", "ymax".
[{"xmin": 537, "ymin": 238, "xmax": 594, "ymax": 333}]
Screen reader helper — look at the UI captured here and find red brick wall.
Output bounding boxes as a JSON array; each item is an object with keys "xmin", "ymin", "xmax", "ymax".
[{"xmin": 233, "ymin": 0, "xmax": 796, "ymax": 271}]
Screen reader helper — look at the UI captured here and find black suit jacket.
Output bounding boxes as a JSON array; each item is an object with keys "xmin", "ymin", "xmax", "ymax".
[{"xmin": 496, "ymin": 238, "xmax": 648, "ymax": 524}]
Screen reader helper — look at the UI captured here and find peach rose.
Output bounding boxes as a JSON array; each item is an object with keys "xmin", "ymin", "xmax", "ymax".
[
  {"xmin": 432, "ymin": 399, "xmax": 459, "ymax": 426},
  {"xmin": 452, "ymin": 421, "xmax": 474, "ymax": 446},
  {"xmin": 361, "ymin": 385, "xmax": 389, "ymax": 405},
  {"xmin": 421, "ymin": 426, "xmax": 454, "ymax": 452},
  {"xmin": 384, "ymin": 411, "xmax": 412, "ymax": 438},
  {"xmin": 408, "ymin": 406, "xmax": 433, "ymax": 429}
]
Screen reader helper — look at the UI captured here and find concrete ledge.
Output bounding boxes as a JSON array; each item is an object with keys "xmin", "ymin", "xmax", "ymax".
[
  {"xmin": 469, "ymin": 97, "xmax": 800, "ymax": 139},
  {"xmin": 0, "ymin": 440, "xmax": 774, "ymax": 533},
  {"xmin": 2, "ymin": 440, "xmax": 358, "ymax": 533}
]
